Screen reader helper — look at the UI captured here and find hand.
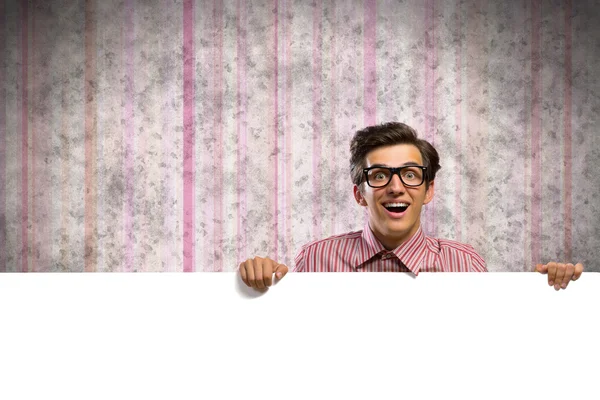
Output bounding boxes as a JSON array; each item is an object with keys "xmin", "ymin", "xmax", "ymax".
[
  {"xmin": 239, "ymin": 256, "xmax": 289, "ymax": 290},
  {"xmin": 535, "ymin": 262, "xmax": 584, "ymax": 291}
]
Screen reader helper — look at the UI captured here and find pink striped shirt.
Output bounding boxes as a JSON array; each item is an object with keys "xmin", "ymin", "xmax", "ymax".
[{"xmin": 293, "ymin": 223, "xmax": 487, "ymax": 274}]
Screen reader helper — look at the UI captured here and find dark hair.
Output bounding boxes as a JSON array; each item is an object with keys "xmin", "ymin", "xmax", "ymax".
[{"xmin": 349, "ymin": 122, "xmax": 441, "ymax": 189}]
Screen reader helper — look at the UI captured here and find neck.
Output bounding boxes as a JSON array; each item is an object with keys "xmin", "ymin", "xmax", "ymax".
[{"xmin": 370, "ymin": 223, "xmax": 420, "ymax": 251}]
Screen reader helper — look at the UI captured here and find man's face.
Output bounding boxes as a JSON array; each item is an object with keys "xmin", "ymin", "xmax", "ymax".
[{"xmin": 353, "ymin": 144, "xmax": 434, "ymax": 250}]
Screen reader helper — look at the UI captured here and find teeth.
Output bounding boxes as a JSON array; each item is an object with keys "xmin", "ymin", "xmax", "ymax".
[{"xmin": 384, "ymin": 203, "xmax": 409, "ymax": 208}]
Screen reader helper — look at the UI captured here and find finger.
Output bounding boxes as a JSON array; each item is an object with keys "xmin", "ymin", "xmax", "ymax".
[
  {"xmin": 560, "ymin": 263, "xmax": 575, "ymax": 289},
  {"xmin": 253, "ymin": 257, "xmax": 266, "ymax": 290},
  {"xmin": 535, "ymin": 263, "xmax": 548, "ymax": 274},
  {"xmin": 547, "ymin": 262, "xmax": 557, "ymax": 287},
  {"xmin": 573, "ymin": 263, "xmax": 584, "ymax": 281},
  {"xmin": 274, "ymin": 264, "xmax": 289, "ymax": 281},
  {"xmin": 263, "ymin": 260, "xmax": 274, "ymax": 287},
  {"xmin": 245, "ymin": 258, "xmax": 257, "ymax": 289},
  {"xmin": 239, "ymin": 262, "xmax": 250, "ymax": 287},
  {"xmin": 553, "ymin": 263, "xmax": 566, "ymax": 291}
]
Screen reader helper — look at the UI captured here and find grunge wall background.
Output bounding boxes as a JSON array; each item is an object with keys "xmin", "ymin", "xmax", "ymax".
[{"xmin": 1, "ymin": 0, "xmax": 599, "ymax": 272}]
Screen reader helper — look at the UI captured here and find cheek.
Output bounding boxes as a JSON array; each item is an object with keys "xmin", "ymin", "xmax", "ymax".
[{"xmin": 361, "ymin": 190, "xmax": 376, "ymax": 204}]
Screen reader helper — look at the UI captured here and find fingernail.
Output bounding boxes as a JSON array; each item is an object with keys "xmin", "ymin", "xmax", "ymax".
[
  {"xmin": 554, "ymin": 284, "xmax": 560, "ymax": 291},
  {"xmin": 561, "ymin": 283, "xmax": 567, "ymax": 289},
  {"xmin": 276, "ymin": 272, "xmax": 282, "ymax": 278},
  {"xmin": 548, "ymin": 281, "xmax": 553, "ymax": 286}
]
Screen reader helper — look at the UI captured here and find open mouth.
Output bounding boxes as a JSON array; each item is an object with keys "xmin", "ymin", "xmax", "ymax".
[{"xmin": 383, "ymin": 202, "xmax": 409, "ymax": 215}]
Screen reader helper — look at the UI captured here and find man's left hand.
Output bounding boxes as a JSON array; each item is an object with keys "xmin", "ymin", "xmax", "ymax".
[{"xmin": 535, "ymin": 262, "xmax": 584, "ymax": 290}]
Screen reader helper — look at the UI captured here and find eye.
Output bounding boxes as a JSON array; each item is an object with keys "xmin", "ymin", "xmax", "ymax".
[
  {"xmin": 404, "ymin": 171, "xmax": 416, "ymax": 179},
  {"xmin": 374, "ymin": 172, "xmax": 387, "ymax": 180}
]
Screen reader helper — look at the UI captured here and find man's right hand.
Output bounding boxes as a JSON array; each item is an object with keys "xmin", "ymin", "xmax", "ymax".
[{"xmin": 238, "ymin": 256, "xmax": 289, "ymax": 290}]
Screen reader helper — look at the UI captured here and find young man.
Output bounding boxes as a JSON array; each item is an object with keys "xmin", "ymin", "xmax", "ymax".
[{"xmin": 239, "ymin": 122, "xmax": 584, "ymax": 290}]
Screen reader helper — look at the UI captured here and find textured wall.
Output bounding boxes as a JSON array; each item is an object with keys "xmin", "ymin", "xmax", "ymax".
[{"xmin": 1, "ymin": 0, "xmax": 599, "ymax": 272}]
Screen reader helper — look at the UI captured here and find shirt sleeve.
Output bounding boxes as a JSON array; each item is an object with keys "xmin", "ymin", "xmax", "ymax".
[
  {"xmin": 291, "ymin": 245, "xmax": 306, "ymax": 272},
  {"xmin": 469, "ymin": 247, "xmax": 488, "ymax": 272}
]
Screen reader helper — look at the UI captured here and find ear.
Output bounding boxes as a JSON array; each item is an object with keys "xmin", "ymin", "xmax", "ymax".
[
  {"xmin": 353, "ymin": 185, "xmax": 367, "ymax": 206},
  {"xmin": 423, "ymin": 180, "xmax": 435, "ymax": 205}
]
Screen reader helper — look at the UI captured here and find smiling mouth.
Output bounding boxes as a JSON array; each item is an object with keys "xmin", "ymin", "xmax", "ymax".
[{"xmin": 383, "ymin": 202, "xmax": 409, "ymax": 214}]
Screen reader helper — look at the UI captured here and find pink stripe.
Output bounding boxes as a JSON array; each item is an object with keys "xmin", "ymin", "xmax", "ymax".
[
  {"xmin": 96, "ymin": 25, "xmax": 104, "ymax": 272},
  {"xmin": 284, "ymin": 0, "xmax": 293, "ymax": 264},
  {"xmin": 123, "ymin": 0, "xmax": 135, "ymax": 272},
  {"xmin": 563, "ymin": 0, "xmax": 572, "ymax": 261},
  {"xmin": 280, "ymin": 0, "xmax": 285, "ymax": 262},
  {"xmin": 424, "ymin": 0, "xmax": 436, "ymax": 236},
  {"xmin": 0, "ymin": 0, "xmax": 5, "ymax": 271},
  {"xmin": 424, "ymin": 0, "xmax": 435, "ymax": 143},
  {"xmin": 530, "ymin": 0, "xmax": 542, "ymax": 266},
  {"xmin": 30, "ymin": 8, "xmax": 36, "ymax": 272},
  {"xmin": 236, "ymin": 0, "xmax": 242, "ymax": 262},
  {"xmin": 312, "ymin": 0, "xmax": 322, "ymax": 240},
  {"xmin": 322, "ymin": 243, "xmax": 328, "ymax": 272},
  {"xmin": 273, "ymin": 0, "xmax": 279, "ymax": 259},
  {"xmin": 213, "ymin": 0, "xmax": 223, "ymax": 271},
  {"xmin": 280, "ymin": 0, "xmax": 286, "ymax": 262},
  {"xmin": 363, "ymin": 0, "xmax": 376, "ymax": 126},
  {"xmin": 330, "ymin": 0, "xmax": 337, "ymax": 235},
  {"xmin": 326, "ymin": 241, "xmax": 334, "ymax": 272},
  {"xmin": 522, "ymin": 0, "xmax": 530, "ymax": 270},
  {"xmin": 182, "ymin": 0, "xmax": 195, "ymax": 272},
  {"xmin": 236, "ymin": 0, "xmax": 247, "ymax": 262},
  {"xmin": 21, "ymin": 0, "xmax": 28, "ymax": 273},
  {"xmin": 60, "ymin": 79, "xmax": 70, "ymax": 270},
  {"xmin": 84, "ymin": 0, "xmax": 97, "ymax": 272},
  {"xmin": 454, "ymin": 2, "xmax": 462, "ymax": 241},
  {"xmin": 31, "ymin": 5, "xmax": 37, "ymax": 271}
]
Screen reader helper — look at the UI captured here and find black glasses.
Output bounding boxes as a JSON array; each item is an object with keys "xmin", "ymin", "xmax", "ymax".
[{"xmin": 362, "ymin": 165, "xmax": 427, "ymax": 188}]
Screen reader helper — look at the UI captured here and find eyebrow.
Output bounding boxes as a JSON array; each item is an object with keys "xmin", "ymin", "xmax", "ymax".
[{"xmin": 369, "ymin": 162, "xmax": 422, "ymax": 168}]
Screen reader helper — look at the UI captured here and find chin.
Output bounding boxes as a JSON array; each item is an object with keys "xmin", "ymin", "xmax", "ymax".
[{"xmin": 386, "ymin": 220, "xmax": 410, "ymax": 231}]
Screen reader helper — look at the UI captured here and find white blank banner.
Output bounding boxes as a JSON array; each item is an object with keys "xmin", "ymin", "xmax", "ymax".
[{"xmin": 1, "ymin": 272, "xmax": 598, "ymax": 400}]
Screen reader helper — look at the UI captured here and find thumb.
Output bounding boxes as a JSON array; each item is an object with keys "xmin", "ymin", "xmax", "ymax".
[
  {"xmin": 274, "ymin": 264, "xmax": 289, "ymax": 280},
  {"xmin": 535, "ymin": 263, "xmax": 548, "ymax": 274}
]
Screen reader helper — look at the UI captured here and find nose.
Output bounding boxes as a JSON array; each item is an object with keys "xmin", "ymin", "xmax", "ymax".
[{"xmin": 387, "ymin": 173, "xmax": 406, "ymax": 193}]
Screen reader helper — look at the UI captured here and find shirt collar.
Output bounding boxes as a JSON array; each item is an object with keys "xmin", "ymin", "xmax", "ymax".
[{"xmin": 357, "ymin": 223, "xmax": 428, "ymax": 275}]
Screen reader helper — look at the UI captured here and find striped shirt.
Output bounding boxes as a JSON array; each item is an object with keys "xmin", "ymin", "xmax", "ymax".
[{"xmin": 293, "ymin": 223, "xmax": 487, "ymax": 275}]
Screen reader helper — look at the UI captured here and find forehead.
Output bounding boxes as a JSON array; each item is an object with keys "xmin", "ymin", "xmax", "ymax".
[{"xmin": 365, "ymin": 144, "xmax": 423, "ymax": 167}]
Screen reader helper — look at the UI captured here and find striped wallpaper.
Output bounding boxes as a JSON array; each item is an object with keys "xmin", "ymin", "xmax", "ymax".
[{"xmin": 1, "ymin": 0, "xmax": 599, "ymax": 272}]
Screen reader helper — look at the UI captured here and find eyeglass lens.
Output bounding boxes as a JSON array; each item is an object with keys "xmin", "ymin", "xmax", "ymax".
[{"xmin": 365, "ymin": 167, "xmax": 424, "ymax": 187}]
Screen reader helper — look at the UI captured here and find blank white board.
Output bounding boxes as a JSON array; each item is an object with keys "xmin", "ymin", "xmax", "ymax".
[{"xmin": 0, "ymin": 272, "xmax": 598, "ymax": 400}]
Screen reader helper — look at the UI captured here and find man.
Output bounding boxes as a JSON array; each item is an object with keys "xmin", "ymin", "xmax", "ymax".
[{"xmin": 239, "ymin": 122, "xmax": 583, "ymax": 290}]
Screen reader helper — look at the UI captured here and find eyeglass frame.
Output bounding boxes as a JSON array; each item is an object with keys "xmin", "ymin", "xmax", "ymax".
[{"xmin": 362, "ymin": 165, "xmax": 428, "ymax": 188}]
